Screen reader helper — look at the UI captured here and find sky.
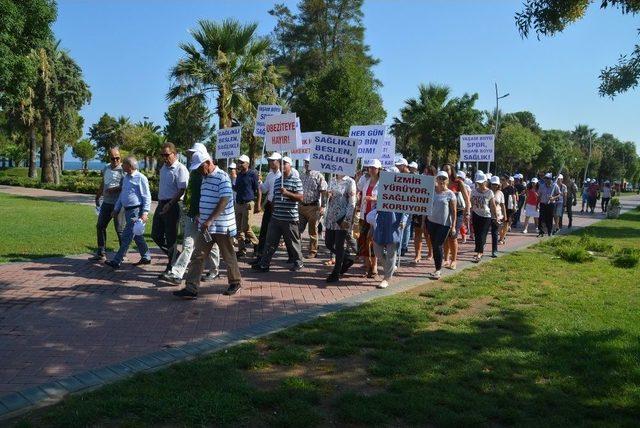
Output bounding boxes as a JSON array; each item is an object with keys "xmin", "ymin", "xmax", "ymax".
[{"xmin": 53, "ymin": 0, "xmax": 640, "ymax": 160}]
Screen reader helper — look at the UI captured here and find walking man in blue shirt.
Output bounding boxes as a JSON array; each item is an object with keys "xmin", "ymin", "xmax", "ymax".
[{"xmin": 233, "ymin": 154, "xmax": 260, "ymax": 258}]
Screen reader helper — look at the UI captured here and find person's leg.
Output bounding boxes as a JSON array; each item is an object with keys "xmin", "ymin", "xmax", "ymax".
[
  {"xmin": 372, "ymin": 242, "xmax": 384, "ymax": 277},
  {"xmin": 113, "ymin": 204, "xmax": 125, "ymax": 247},
  {"xmin": 213, "ymin": 234, "xmax": 242, "ymax": 287},
  {"xmin": 256, "ymin": 203, "xmax": 272, "ymax": 257},
  {"xmin": 566, "ymin": 200, "xmax": 573, "ymax": 227},
  {"xmin": 259, "ymin": 219, "xmax": 284, "ymax": 267},
  {"xmin": 151, "ymin": 202, "xmax": 168, "ymax": 255},
  {"xmin": 427, "ymin": 221, "xmax": 443, "ymax": 270},
  {"xmin": 183, "ymin": 232, "xmax": 214, "ymax": 294},
  {"xmin": 400, "ymin": 221, "xmax": 410, "ymax": 255},
  {"xmin": 245, "ymin": 201, "xmax": 259, "ymax": 247},
  {"xmin": 163, "ymin": 203, "xmax": 180, "ymax": 269},
  {"xmin": 282, "ymin": 220, "xmax": 304, "ymax": 266},
  {"xmin": 413, "ymin": 226, "xmax": 423, "ymax": 262},
  {"xmin": 95, "ymin": 203, "xmax": 113, "ymax": 256},
  {"xmin": 235, "ymin": 202, "xmax": 247, "ymax": 252},
  {"xmin": 472, "ymin": 213, "xmax": 482, "ymax": 254},
  {"xmin": 491, "ymin": 221, "xmax": 499, "ymax": 254},
  {"xmin": 306, "ymin": 207, "xmax": 320, "ymax": 257},
  {"xmin": 170, "ymin": 216, "xmax": 197, "ymax": 279},
  {"xmin": 297, "ymin": 205, "xmax": 310, "ymax": 242},
  {"xmin": 545, "ymin": 204, "xmax": 554, "ymax": 235},
  {"xmin": 112, "ymin": 208, "xmax": 136, "ymax": 264},
  {"xmin": 384, "ymin": 243, "xmax": 397, "ymax": 280},
  {"xmin": 132, "ymin": 210, "xmax": 151, "ymax": 261},
  {"xmin": 325, "ymin": 229, "xmax": 336, "ymax": 255},
  {"xmin": 205, "ymin": 243, "xmax": 220, "ymax": 277}
]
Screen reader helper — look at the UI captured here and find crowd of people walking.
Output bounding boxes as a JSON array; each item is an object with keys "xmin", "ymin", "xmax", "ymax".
[{"xmin": 90, "ymin": 143, "xmax": 617, "ymax": 297}]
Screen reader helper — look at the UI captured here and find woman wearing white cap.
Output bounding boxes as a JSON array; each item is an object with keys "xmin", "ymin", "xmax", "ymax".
[
  {"xmin": 521, "ymin": 178, "xmax": 539, "ymax": 234},
  {"xmin": 441, "ymin": 164, "xmax": 469, "ymax": 270},
  {"xmin": 490, "ymin": 176, "xmax": 506, "ymax": 257},
  {"xmin": 356, "ymin": 159, "xmax": 382, "ymax": 278},
  {"xmin": 426, "ymin": 171, "xmax": 457, "ymax": 279},
  {"xmin": 470, "ymin": 171, "xmax": 500, "ymax": 262}
]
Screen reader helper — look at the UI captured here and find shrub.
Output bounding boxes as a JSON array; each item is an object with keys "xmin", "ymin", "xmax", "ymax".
[
  {"xmin": 612, "ymin": 248, "xmax": 640, "ymax": 269},
  {"xmin": 578, "ymin": 234, "xmax": 613, "ymax": 253},
  {"xmin": 556, "ymin": 245, "xmax": 594, "ymax": 263}
]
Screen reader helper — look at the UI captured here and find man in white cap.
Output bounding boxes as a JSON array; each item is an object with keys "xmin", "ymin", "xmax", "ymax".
[
  {"xmin": 173, "ymin": 152, "xmax": 242, "ymax": 298},
  {"xmin": 252, "ymin": 156, "xmax": 305, "ymax": 272},
  {"xmin": 233, "ymin": 154, "xmax": 260, "ymax": 258},
  {"xmin": 537, "ymin": 172, "xmax": 561, "ymax": 237},
  {"xmin": 554, "ymin": 174, "xmax": 568, "ymax": 232},
  {"xmin": 255, "ymin": 152, "xmax": 282, "ymax": 260},
  {"xmin": 161, "ymin": 143, "xmax": 219, "ymax": 285},
  {"xmin": 299, "ymin": 155, "xmax": 327, "ymax": 258}
]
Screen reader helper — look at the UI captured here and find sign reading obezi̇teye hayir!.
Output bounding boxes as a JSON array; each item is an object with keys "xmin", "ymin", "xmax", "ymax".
[
  {"xmin": 264, "ymin": 113, "xmax": 299, "ymax": 152},
  {"xmin": 376, "ymin": 171, "xmax": 434, "ymax": 215},
  {"xmin": 310, "ymin": 134, "xmax": 358, "ymax": 176},
  {"xmin": 460, "ymin": 134, "xmax": 495, "ymax": 162}
]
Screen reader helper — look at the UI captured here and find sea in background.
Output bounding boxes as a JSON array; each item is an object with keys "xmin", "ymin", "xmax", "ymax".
[{"xmin": 64, "ymin": 161, "xmax": 107, "ymax": 171}]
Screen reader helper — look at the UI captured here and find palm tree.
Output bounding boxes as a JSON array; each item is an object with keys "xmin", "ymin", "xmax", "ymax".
[
  {"xmin": 572, "ymin": 124, "xmax": 598, "ymax": 182},
  {"xmin": 167, "ymin": 19, "xmax": 271, "ymax": 131}
]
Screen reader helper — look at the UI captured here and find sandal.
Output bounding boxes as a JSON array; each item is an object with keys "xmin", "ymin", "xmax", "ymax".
[
  {"xmin": 472, "ymin": 255, "xmax": 481, "ymax": 263},
  {"xmin": 447, "ymin": 262, "xmax": 457, "ymax": 270}
]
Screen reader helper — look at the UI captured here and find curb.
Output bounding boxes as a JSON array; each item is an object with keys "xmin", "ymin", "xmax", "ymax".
[{"xmin": 1, "ymin": 202, "xmax": 638, "ymax": 421}]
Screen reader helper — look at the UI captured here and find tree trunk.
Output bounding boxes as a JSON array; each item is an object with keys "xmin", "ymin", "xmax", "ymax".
[
  {"xmin": 28, "ymin": 125, "xmax": 37, "ymax": 179},
  {"xmin": 248, "ymin": 134, "xmax": 257, "ymax": 167},
  {"xmin": 41, "ymin": 115, "xmax": 54, "ymax": 183},
  {"xmin": 51, "ymin": 127, "xmax": 61, "ymax": 185},
  {"xmin": 423, "ymin": 144, "xmax": 433, "ymax": 168}
]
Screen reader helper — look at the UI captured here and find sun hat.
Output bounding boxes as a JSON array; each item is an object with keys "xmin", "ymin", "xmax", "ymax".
[
  {"xmin": 408, "ymin": 161, "xmax": 418, "ymax": 169},
  {"xmin": 133, "ymin": 219, "xmax": 146, "ymax": 237},
  {"xmin": 544, "ymin": 172, "xmax": 553, "ymax": 179},
  {"xmin": 490, "ymin": 175, "xmax": 500, "ymax": 185},
  {"xmin": 509, "ymin": 176, "xmax": 514, "ymax": 181},
  {"xmin": 394, "ymin": 157, "xmax": 408, "ymax": 166},
  {"xmin": 366, "ymin": 159, "xmax": 382, "ymax": 169},
  {"xmin": 389, "ymin": 166, "xmax": 400, "ymax": 173},
  {"xmin": 456, "ymin": 171, "xmax": 466, "ymax": 179},
  {"xmin": 303, "ymin": 155, "xmax": 311, "ymax": 162},
  {"xmin": 556, "ymin": 173, "xmax": 563, "ymax": 180},
  {"xmin": 282, "ymin": 156, "xmax": 292, "ymax": 164},
  {"xmin": 229, "ymin": 162, "xmax": 236, "ymax": 169},
  {"xmin": 464, "ymin": 178, "xmax": 473, "ymax": 186},
  {"xmin": 436, "ymin": 170, "xmax": 449, "ymax": 179},
  {"xmin": 189, "ymin": 151, "xmax": 211, "ymax": 171},
  {"xmin": 475, "ymin": 171, "xmax": 487, "ymax": 183},
  {"xmin": 237, "ymin": 154, "xmax": 250, "ymax": 164},
  {"xmin": 531, "ymin": 177, "xmax": 539, "ymax": 184},
  {"xmin": 187, "ymin": 143, "xmax": 208, "ymax": 154},
  {"xmin": 267, "ymin": 152, "xmax": 282, "ymax": 161}
]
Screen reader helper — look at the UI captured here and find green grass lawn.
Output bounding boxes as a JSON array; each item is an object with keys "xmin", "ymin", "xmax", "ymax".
[
  {"xmin": 0, "ymin": 193, "xmax": 153, "ymax": 263},
  {"xmin": 13, "ymin": 209, "xmax": 640, "ymax": 427}
]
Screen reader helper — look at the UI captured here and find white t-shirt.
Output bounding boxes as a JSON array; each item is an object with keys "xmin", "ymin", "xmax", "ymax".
[
  {"xmin": 494, "ymin": 189, "xmax": 505, "ymax": 220},
  {"xmin": 471, "ymin": 188, "xmax": 495, "ymax": 218}
]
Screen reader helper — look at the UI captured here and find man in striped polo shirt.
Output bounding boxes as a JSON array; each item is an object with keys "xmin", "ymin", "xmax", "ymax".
[
  {"xmin": 173, "ymin": 152, "xmax": 242, "ymax": 298},
  {"xmin": 252, "ymin": 156, "xmax": 304, "ymax": 272}
]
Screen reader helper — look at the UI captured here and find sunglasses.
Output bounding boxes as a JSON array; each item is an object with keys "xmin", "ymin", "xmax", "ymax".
[
  {"xmin": 110, "ymin": 157, "xmax": 120, "ymax": 161},
  {"xmin": 161, "ymin": 153, "xmax": 172, "ymax": 157},
  {"xmin": 436, "ymin": 176, "xmax": 447, "ymax": 180}
]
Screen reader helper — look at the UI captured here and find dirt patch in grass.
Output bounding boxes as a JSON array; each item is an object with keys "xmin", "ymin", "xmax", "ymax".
[{"xmin": 435, "ymin": 296, "xmax": 494, "ymax": 322}]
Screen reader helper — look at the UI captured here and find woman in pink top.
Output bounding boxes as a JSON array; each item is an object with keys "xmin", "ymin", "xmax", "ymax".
[{"xmin": 522, "ymin": 180, "xmax": 539, "ymax": 234}]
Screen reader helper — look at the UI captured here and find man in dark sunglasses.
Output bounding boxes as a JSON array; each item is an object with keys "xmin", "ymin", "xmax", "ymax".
[{"xmin": 90, "ymin": 148, "xmax": 125, "ymax": 261}]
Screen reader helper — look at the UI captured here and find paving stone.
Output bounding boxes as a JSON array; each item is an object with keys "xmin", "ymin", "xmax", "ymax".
[
  {"xmin": 122, "ymin": 359, "xmax": 151, "ymax": 372},
  {"xmin": 136, "ymin": 354, "xmax": 165, "ymax": 369},
  {"xmin": 19, "ymin": 386, "xmax": 49, "ymax": 405},
  {"xmin": 106, "ymin": 363, "xmax": 134, "ymax": 378},
  {"xmin": 147, "ymin": 351, "xmax": 176, "ymax": 364},
  {"xmin": 39, "ymin": 382, "xmax": 68, "ymax": 400},
  {"xmin": 74, "ymin": 371, "xmax": 103, "ymax": 387},
  {"xmin": 91, "ymin": 367, "xmax": 123, "ymax": 382},
  {"xmin": 163, "ymin": 348, "xmax": 190, "ymax": 359},
  {"xmin": 56, "ymin": 377, "xmax": 86, "ymax": 393}
]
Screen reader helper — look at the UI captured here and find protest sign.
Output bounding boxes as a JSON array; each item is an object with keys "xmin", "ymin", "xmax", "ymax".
[
  {"xmin": 310, "ymin": 134, "xmax": 358, "ymax": 176},
  {"xmin": 380, "ymin": 135, "xmax": 396, "ymax": 169},
  {"xmin": 253, "ymin": 104, "xmax": 282, "ymax": 138},
  {"xmin": 349, "ymin": 125, "xmax": 387, "ymax": 159},
  {"xmin": 460, "ymin": 134, "xmax": 495, "ymax": 162},
  {"xmin": 291, "ymin": 131, "xmax": 321, "ymax": 160},
  {"xmin": 265, "ymin": 113, "xmax": 298, "ymax": 152},
  {"xmin": 215, "ymin": 126, "xmax": 242, "ymax": 159},
  {"xmin": 376, "ymin": 171, "xmax": 434, "ymax": 215}
]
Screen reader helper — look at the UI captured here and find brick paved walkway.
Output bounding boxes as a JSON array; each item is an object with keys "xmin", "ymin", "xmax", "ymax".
[{"xmin": 1, "ymin": 195, "xmax": 638, "ymax": 398}]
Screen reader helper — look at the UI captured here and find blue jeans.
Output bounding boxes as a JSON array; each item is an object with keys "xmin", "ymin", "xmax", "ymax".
[
  {"xmin": 401, "ymin": 219, "xmax": 412, "ymax": 252},
  {"xmin": 114, "ymin": 206, "xmax": 151, "ymax": 264}
]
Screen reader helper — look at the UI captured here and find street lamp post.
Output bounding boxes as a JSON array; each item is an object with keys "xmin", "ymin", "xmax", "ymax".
[{"xmin": 492, "ymin": 83, "xmax": 510, "ymax": 174}]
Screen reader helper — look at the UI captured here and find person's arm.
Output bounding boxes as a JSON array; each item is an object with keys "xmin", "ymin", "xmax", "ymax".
[
  {"xmin": 489, "ymin": 198, "xmax": 499, "ymax": 223},
  {"xmin": 282, "ymin": 187, "xmax": 304, "ymax": 202},
  {"xmin": 343, "ymin": 180, "xmax": 357, "ymax": 229},
  {"xmin": 254, "ymin": 172, "xmax": 262, "ymax": 213},
  {"xmin": 95, "ymin": 170, "xmax": 105, "ymax": 205},
  {"xmin": 449, "ymin": 198, "xmax": 457, "ymax": 233},
  {"xmin": 201, "ymin": 196, "xmax": 229, "ymax": 232},
  {"xmin": 460, "ymin": 182, "xmax": 471, "ymax": 217},
  {"xmin": 140, "ymin": 175, "xmax": 151, "ymax": 222}
]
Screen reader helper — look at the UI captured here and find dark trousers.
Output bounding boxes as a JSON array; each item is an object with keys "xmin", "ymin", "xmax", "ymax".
[
  {"xmin": 256, "ymin": 202, "xmax": 273, "ymax": 257},
  {"xmin": 259, "ymin": 218, "xmax": 303, "ymax": 267},
  {"xmin": 325, "ymin": 229, "xmax": 352, "ymax": 276},
  {"xmin": 539, "ymin": 203, "xmax": 555, "ymax": 236},
  {"xmin": 566, "ymin": 198, "xmax": 574, "ymax": 227},
  {"xmin": 427, "ymin": 220, "xmax": 450, "ymax": 270},
  {"xmin": 513, "ymin": 195, "xmax": 525, "ymax": 227},
  {"xmin": 601, "ymin": 197, "xmax": 610, "ymax": 212},
  {"xmin": 472, "ymin": 213, "xmax": 492, "ymax": 254},
  {"xmin": 491, "ymin": 220, "xmax": 499, "ymax": 253},
  {"xmin": 96, "ymin": 202, "xmax": 124, "ymax": 253},
  {"xmin": 151, "ymin": 200, "xmax": 180, "ymax": 269}
]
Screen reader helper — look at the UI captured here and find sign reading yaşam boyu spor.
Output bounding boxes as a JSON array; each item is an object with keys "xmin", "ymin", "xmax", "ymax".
[
  {"xmin": 376, "ymin": 172, "xmax": 434, "ymax": 215},
  {"xmin": 253, "ymin": 104, "xmax": 282, "ymax": 138},
  {"xmin": 215, "ymin": 126, "xmax": 241, "ymax": 159},
  {"xmin": 460, "ymin": 134, "xmax": 495, "ymax": 162},
  {"xmin": 349, "ymin": 125, "xmax": 386, "ymax": 159},
  {"xmin": 265, "ymin": 113, "xmax": 298, "ymax": 152},
  {"xmin": 291, "ymin": 131, "xmax": 321, "ymax": 160},
  {"xmin": 380, "ymin": 135, "xmax": 396, "ymax": 169},
  {"xmin": 310, "ymin": 134, "xmax": 358, "ymax": 176}
]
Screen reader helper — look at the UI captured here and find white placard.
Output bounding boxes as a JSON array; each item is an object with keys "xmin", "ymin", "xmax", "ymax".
[
  {"xmin": 253, "ymin": 104, "xmax": 283, "ymax": 138},
  {"xmin": 376, "ymin": 171, "xmax": 434, "ymax": 215},
  {"xmin": 460, "ymin": 134, "xmax": 495, "ymax": 162},
  {"xmin": 291, "ymin": 131, "xmax": 321, "ymax": 160},
  {"xmin": 349, "ymin": 125, "xmax": 387, "ymax": 159},
  {"xmin": 310, "ymin": 134, "xmax": 358, "ymax": 176},
  {"xmin": 265, "ymin": 113, "xmax": 298, "ymax": 152},
  {"xmin": 380, "ymin": 135, "xmax": 396, "ymax": 169},
  {"xmin": 215, "ymin": 126, "xmax": 242, "ymax": 159}
]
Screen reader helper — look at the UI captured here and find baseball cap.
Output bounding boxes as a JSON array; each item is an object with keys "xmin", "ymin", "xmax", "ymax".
[
  {"xmin": 409, "ymin": 161, "xmax": 418, "ymax": 169},
  {"xmin": 456, "ymin": 171, "xmax": 466, "ymax": 179},
  {"xmin": 531, "ymin": 177, "xmax": 539, "ymax": 184},
  {"xmin": 369, "ymin": 159, "xmax": 382, "ymax": 169},
  {"xmin": 189, "ymin": 150, "xmax": 211, "ymax": 171},
  {"xmin": 490, "ymin": 175, "xmax": 500, "ymax": 185},
  {"xmin": 509, "ymin": 176, "xmax": 514, "ymax": 181},
  {"xmin": 475, "ymin": 171, "xmax": 487, "ymax": 183},
  {"xmin": 303, "ymin": 155, "xmax": 310, "ymax": 162},
  {"xmin": 436, "ymin": 170, "xmax": 449, "ymax": 179},
  {"xmin": 394, "ymin": 157, "xmax": 408, "ymax": 166},
  {"xmin": 389, "ymin": 166, "xmax": 400, "ymax": 173},
  {"xmin": 464, "ymin": 178, "xmax": 473, "ymax": 186},
  {"xmin": 237, "ymin": 154, "xmax": 250, "ymax": 164},
  {"xmin": 187, "ymin": 143, "xmax": 208, "ymax": 154},
  {"xmin": 282, "ymin": 156, "xmax": 292, "ymax": 164},
  {"xmin": 267, "ymin": 152, "xmax": 282, "ymax": 161},
  {"xmin": 544, "ymin": 172, "xmax": 552, "ymax": 179},
  {"xmin": 556, "ymin": 173, "xmax": 563, "ymax": 179},
  {"xmin": 229, "ymin": 162, "xmax": 236, "ymax": 169}
]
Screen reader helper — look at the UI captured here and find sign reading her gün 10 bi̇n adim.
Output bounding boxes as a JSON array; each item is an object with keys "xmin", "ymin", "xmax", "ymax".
[
  {"xmin": 460, "ymin": 134, "xmax": 495, "ymax": 162},
  {"xmin": 376, "ymin": 171, "xmax": 434, "ymax": 215},
  {"xmin": 349, "ymin": 124, "xmax": 387, "ymax": 160},
  {"xmin": 310, "ymin": 134, "xmax": 358, "ymax": 176}
]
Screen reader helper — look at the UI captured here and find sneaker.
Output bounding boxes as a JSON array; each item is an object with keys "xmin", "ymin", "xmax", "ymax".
[
  {"xmin": 429, "ymin": 270, "xmax": 441, "ymax": 280},
  {"xmin": 326, "ymin": 273, "xmax": 340, "ymax": 283},
  {"xmin": 289, "ymin": 262, "xmax": 304, "ymax": 272},
  {"xmin": 201, "ymin": 272, "xmax": 220, "ymax": 282},
  {"xmin": 252, "ymin": 264, "xmax": 269, "ymax": 272},
  {"xmin": 491, "ymin": 252, "xmax": 498, "ymax": 258},
  {"xmin": 173, "ymin": 288, "xmax": 197, "ymax": 299},
  {"xmin": 223, "ymin": 283, "xmax": 241, "ymax": 296},
  {"xmin": 157, "ymin": 268, "xmax": 171, "ymax": 279},
  {"xmin": 89, "ymin": 253, "xmax": 105, "ymax": 261},
  {"xmin": 104, "ymin": 260, "xmax": 120, "ymax": 269},
  {"xmin": 340, "ymin": 258, "xmax": 355, "ymax": 275},
  {"xmin": 162, "ymin": 272, "xmax": 182, "ymax": 286},
  {"xmin": 377, "ymin": 280, "xmax": 389, "ymax": 289},
  {"xmin": 133, "ymin": 258, "xmax": 151, "ymax": 266},
  {"xmin": 522, "ymin": 229, "xmax": 528, "ymax": 234}
]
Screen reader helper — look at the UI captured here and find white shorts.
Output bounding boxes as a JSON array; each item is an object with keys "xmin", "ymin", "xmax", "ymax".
[{"xmin": 525, "ymin": 204, "xmax": 539, "ymax": 218}]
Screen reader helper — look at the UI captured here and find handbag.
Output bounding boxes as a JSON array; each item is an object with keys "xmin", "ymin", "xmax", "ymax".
[{"xmin": 456, "ymin": 191, "xmax": 466, "ymax": 210}]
